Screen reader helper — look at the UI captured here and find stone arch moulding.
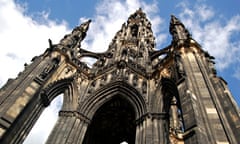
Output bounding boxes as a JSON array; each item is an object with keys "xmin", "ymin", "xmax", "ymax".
[
  {"xmin": 40, "ymin": 77, "xmax": 77, "ymax": 110},
  {"xmin": 161, "ymin": 77, "xmax": 181, "ymax": 112},
  {"xmin": 0, "ymin": 77, "xmax": 75, "ymax": 144},
  {"xmin": 78, "ymin": 81, "xmax": 147, "ymax": 120},
  {"xmin": 149, "ymin": 77, "xmax": 181, "ymax": 122}
]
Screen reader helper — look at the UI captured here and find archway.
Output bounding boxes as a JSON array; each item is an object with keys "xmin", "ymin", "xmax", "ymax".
[
  {"xmin": 83, "ymin": 96, "xmax": 136, "ymax": 144},
  {"xmin": 23, "ymin": 95, "xmax": 63, "ymax": 144}
]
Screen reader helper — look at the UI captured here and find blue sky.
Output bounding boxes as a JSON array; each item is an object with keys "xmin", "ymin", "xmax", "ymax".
[{"xmin": 0, "ymin": 0, "xmax": 240, "ymax": 143}]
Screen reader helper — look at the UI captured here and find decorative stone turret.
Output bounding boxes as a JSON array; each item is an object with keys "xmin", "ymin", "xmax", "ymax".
[
  {"xmin": 0, "ymin": 9, "xmax": 239, "ymax": 144},
  {"xmin": 170, "ymin": 15, "xmax": 191, "ymax": 47}
]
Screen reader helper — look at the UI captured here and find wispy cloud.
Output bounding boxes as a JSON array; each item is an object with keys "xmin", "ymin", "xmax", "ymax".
[
  {"xmin": 24, "ymin": 95, "xmax": 63, "ymax": 144},
  {"xmin": 81, "ymin": 0, "xmax": 166, "ymax": 53},
  {"xmin": 1, "ymin": 0, "xmax": 240, "ymax": 144},
  {"xmin": 0, "ymin": 0, "xmax": 69, "ymax": 86},
  {"xmin": 177, "ymin": 2, "xmax": 240, "ymax": 71},
  {"xmin": 0, "ymin": 0, "xmax": 68, "ymax": 143},
  {"xmin": 0, "ymin": 0, "xmax": 164, "ymax": 143}
]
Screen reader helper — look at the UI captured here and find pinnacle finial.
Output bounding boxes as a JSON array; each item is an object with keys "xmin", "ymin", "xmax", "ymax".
[
  {"xmin": 127, "ymin": 8, "xmax": 148, "ymax": 25},
  {"xmin": 170, "ymin": 14, "xmax": 182, "ymax": 25},
  {"xmin": 138, "ymin": 7, "xmax": 143, "ymax": 12},
  {"xmin": 169, "ymin": 15, "xmax": 191, "ymax": 44},
  {"xmin": 59, "ymin": 19, "xmax": 91, "ymax": 49},
  {"xmin": 79, "ymin": 19, "xmax": 91, "ymax": 33},
  {"xmin": 71, "ymin": 19, "xmax": 91, "ymax": 40}
]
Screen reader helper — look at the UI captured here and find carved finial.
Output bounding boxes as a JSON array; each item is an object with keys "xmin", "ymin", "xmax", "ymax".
[
  {"xmin": 128, "ymin": 8, "xmax": 147, "ymax": 23},
  {"xmin": 72, "ymin": 19, "xmax": 91, "ymax": 41},
  {"xmin": 48, "ymin": 38, "xmax": 53, "ymax": 51},
  {"xmin": 170, "ymin": 15, "xmax": 186, "ymax": 34},
  {"xmin": 59, "ymin": 19, "xmax": 91, "ymax": 49},
  {"xmin": 78, "ymin": 19, "xmax": 91, "ymax": 34},
  {"xmin": 170, "ymin": 15, "xmax": 180, "ymax": 25},
  {"xmin": 138, "ymin": 7, "xmax": 143, "ymax": 12}
]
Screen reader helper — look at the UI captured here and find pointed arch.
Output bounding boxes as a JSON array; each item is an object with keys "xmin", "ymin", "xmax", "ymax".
[
  {"xmin": 161, "ymin": 77, "xmax": 185, "ymax": 140},
  {"xmin": 161, "ymin": 77, "xmax": 181, "ymax": 113},
  {"xmin": 0, "ymin": 77, "xmax": 76, "ymax": 144},
  {"xmin": 78, "ymin": 81, "xmax": 147, "ymax": 120},
  {"xmin": 40, "ymin": 77, "xmax": 77, "ymax": 110}
]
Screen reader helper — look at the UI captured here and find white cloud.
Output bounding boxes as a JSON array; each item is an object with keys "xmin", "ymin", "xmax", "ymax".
[
  {"xmin": 0, "ymin": 0, "xmax": 69, "ymax": 87},
  {"xmin": 197, "ymin": 5, "xmax": 214, "ymax": 21},
  {"xmin": 24, "ymin": 96, "xmax": 63, "ymax": 144},
  {"xmin": 1, "ymin": 0, "xmax": 240, "ymax": 143},
  {"xmin": 0, "ymin": 0, "xmax": 163, "ymax": 143},
  {"xmin": 0, "ymin": 0, "xmax": 68, "ymax": 144},
  {"xmin": 178, "ymin": 2, "xmax": 240, "ymax": 71},
  {"xmin": 81, "ymin": 0, "xmax": 166, "ymax": 53}
]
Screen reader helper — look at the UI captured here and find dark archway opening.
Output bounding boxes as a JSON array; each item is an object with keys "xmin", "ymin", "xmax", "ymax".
[{"xmin": 83, "ymin": 96, "xmax": 136, "ymax": 144}]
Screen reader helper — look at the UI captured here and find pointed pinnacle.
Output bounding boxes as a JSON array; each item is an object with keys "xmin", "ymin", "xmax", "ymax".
[
  {"xmin": 138, "ymin": 7, "xmax": 143, "ymax": 12},
  {"xmin": 170, "ymin": 14, "xmax": 181, "ymax": 25},
  {"xmin": 80, "ymin": 19, "xmax": 91, "ymax": 33}
]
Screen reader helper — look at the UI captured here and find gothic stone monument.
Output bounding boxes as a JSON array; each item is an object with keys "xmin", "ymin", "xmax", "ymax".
[{"xmin": 0, "ymin": 9, "xmax": 240, "ymax": 144}]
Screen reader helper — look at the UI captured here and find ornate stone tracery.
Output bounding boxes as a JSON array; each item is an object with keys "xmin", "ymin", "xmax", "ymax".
[{"xmin": 0, "ymin": 8, "xmax": 239, "ymax": 144}]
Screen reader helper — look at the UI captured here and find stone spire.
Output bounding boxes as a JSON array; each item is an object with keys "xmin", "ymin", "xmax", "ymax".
[
  {"xmin": 59, "ymin": 19, "xmax": 91, "ymax": 49},
  {"xmin": 101, "ymin": 8, "xmax": 156, "ymax": 72},
  {"xmin": 125, "ymin": 8, "xmax": 155, "ymax": 50},
  {"xmin": 0, "ymin": 9, "xmax": 240, "ymax": 144},
  {"xmin": 169, "ymin": 15, "xmax": 191, "ymax": 46},
  {"xmin": 53, "ymin": 20, "xmax": 91, "ymax": 67}
]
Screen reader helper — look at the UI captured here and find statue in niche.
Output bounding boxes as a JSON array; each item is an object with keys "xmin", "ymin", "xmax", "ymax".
[
  {"xmin": 208, "ymin": 60, "xmax": 217, "ymax": 75},
  {"xmin": 39, "ymin": 63, "xmax": 56, "ymax": 80},
  {"xmin": 39, "ymin": 56, "xmax": 60, "ymax": 80},
  {"xmin": 142, "ymin": 81, "xmax": 147, "ymax": 94},
  {"xmin": 175, "ymin": 51, "xmax": 185, "ymax": 78},
  {"xmin": 132, "ymin": 74, "xmax": 138, "ymax": 86}
]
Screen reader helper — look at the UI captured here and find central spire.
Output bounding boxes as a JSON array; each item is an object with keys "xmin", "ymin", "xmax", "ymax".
[{"xmin": 101, "ymin": 9, "xmax": 156, "ymax": 69}]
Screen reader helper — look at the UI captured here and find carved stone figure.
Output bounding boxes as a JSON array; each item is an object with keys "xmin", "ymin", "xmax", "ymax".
[{"xmin": 0, "ymin": 9, "xmax": 239, "ymax": 144}]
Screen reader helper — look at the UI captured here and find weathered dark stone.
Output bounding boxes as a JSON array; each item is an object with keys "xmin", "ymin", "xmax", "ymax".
[{"xmin": 0, "ymin": 9, "xmax": 239, "ymax": 144}]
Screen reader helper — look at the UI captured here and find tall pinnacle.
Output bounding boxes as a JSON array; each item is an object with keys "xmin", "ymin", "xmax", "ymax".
[
  {"xmin": 170, "ymin": 15, "xmax": 182, "ymax": 26},
  {"xmin": 73, "ymin": 19, "xmax": 91, "ymax": 41},
  {"xmin": 59, "ymin": 19, "xmax": 91, "ymax": 49},
  {"xmin": 127, "ymin": 8, "xmax": 146, "ymax": 22},
  {"xmin": 169, "ymin": 15, "xmax": 190, "ymax": 45},
  {"xmin": 100, "ymin": 9, "xmax": 156, "ymax": 70},
  {"xmin": 111, "ymin": 8, "xmax": 154, "ymax": 46}
]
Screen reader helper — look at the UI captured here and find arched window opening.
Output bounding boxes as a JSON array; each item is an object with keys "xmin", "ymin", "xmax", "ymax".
[
  {"xmin": 23, "ymin": 94, "xmax": 63, "ymax": 144},
  {"xmin": 83, "ymin": 96, "xmax": 136, "ymax": 144},
  {"xmin": 131, "ymin": 24, "xmax": 139, "ymax": 37}
]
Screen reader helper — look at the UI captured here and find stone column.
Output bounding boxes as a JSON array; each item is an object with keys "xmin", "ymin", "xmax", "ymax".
[
  {"xmin": 135, "ymin": 113, "xmax": 168, "ymax": 144},
  {"xmin": 45, "ymin": 111, "xmax": 89, "ymax": 144}
]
